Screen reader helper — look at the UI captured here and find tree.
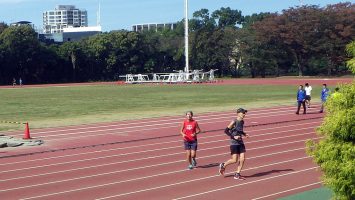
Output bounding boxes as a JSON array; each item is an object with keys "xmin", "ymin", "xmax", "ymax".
[
  {"xmin": 0, "ymin": 25, "xmax": 42, "ymax": 84},
  {"xmin": 306, "ymin": 41, "xmax": 355, "ymax": 200},
  {"xmin": 211, "ymin": 7, "xmax": 243, "ymax": 28},
  {"xmin": 57, "ymin": 41, "xmax": 82, "ymax": 82},
  {"xmin": 190, "ymin": 9, "xmax": 216, "ymax": 31},
  {"xmin": 314, "ymin": 2, "xmax": 355, "ymax": 75},
  {"xmin": 235, "ymin": 12, "xmax": 288, "ymax": 78},
  {"xmin": 252, "ymin": 3, "xmax": 354, "ymax": 76},
  {"xmin": 346, "ymin": 41, "xmax": 355, "ymax": 73},
  {"xmin": 256, "ymin": 6, "xmax": 325, "ymax": 76},
  {"xmin": 189, "ymin": 27, "xmax": 237, "ymax": 76},
  {"xmin": 0, "ymin": 22, "xmax": 8, "ymax": 34}
]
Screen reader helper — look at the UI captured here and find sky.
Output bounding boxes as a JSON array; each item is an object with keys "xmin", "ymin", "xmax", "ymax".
[{"xmin": 0, "ymin": 0, "xmax": 351, "ymax": 32}]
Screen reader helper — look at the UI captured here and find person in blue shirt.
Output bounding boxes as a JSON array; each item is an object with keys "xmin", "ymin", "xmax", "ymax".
[
  {"xmin": 320, "ymin": 84, "xmax": 330, "ymax": 113},
  {"xmin": 296, "ymin": 85, "xmax": 306, "ymax": 114}
]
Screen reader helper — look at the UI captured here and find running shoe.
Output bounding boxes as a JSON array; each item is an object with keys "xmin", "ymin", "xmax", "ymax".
[
  {"xmin": 192, "ymin": 158, "xmax": 197, "ymax": 167},
  {"xmin": 218, "ymin": 163, "xmax": 225, "ymax": 175},
  {"xmin": 234, "ymin": 173, "xmax": 246, "ymax": 180},
  {"xmin": 188, "ymin": 165, "xmax": 193, "ymax": 170},
  {"xmin": 234, "ymin": 173, "xmax": 240, "ymax": 179}
]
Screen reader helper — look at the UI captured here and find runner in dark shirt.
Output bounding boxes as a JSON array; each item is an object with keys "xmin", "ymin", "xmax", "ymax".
[{"xmin": 218, "ymin": 108, "xmax": 249, "ymax": 180}]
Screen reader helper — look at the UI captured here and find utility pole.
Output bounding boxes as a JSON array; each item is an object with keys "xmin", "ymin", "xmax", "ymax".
[{"xmin": 184, "ymin": 0, "xmax": 189, "ymax": 75}]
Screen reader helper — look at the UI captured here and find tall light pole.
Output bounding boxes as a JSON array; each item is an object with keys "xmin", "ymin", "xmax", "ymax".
[{"xmin": 184, "ymin": 0, "xmax": 189, "ymax": 74}]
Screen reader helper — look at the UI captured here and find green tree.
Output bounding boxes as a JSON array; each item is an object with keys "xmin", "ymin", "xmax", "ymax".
[
  {"xmin": 140, "ymin": 29, "xmax": 184, "ymax": 73},
  {"xmin": 211, "ymin": 7, "xmax": 243, "ymax": 28},
  {"xmin": 0, "ymin": 25, "xmax": 42, "ymax": 84},
  {"xmin": 306, "ymin": 41, "xmax": 355, "ymax": 200},
  {"xmin": 251, "ymin": 3, "xmax": 354, "ymax": 77},
  {"xmin": 346, "ymin": 41, "xmax": 355, "ymax": 73},
  {"xmin": 236, "ymin": 12, "xmax": 289, "ymax": 78},
  {"xmin": 260, "ymin": 6, "xmax": 324, "ymax": 76},
  {"xmin": 0, "ymin": 22, "xmax": 8, "ymax": 34},
  {"xmin": 314, "ymin": 2, "xmax": 355, "ymax": 75},
  {"xmin": 190, "ymin": 9, "xmax": 216, "ymax": 31},
  {"xmin": 190, "ymin": 27, "xmax": 236, "ymax": 76},
  {"xmin": 57, "ymin": 41, "xmax": 83, "ymax": 82}
]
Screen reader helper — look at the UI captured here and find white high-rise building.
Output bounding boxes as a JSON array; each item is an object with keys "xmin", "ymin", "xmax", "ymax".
[{"xmin": 43, "ymin": 5, "xmax": 88, "ymax": 34}]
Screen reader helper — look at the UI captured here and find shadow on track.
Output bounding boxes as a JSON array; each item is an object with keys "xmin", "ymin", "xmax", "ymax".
[{"xmin": 225, "ymin": 169, "xmax": 294, "ymax": 178}]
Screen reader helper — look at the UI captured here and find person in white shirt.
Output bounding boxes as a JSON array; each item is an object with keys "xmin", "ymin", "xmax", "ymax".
[{"xmin": 304, "ymin": 83, "xmax": 312, "ymax": 108}]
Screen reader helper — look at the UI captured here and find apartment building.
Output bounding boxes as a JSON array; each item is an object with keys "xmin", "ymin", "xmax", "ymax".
[{"xmin": 43, "ymin": 5, "xmax": 88, "ymax": 34}]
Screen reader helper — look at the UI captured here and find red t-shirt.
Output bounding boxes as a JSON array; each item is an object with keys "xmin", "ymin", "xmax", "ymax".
[{"xmin": 183, "ymin": 119, "xmax": 197, "ymax": 142}]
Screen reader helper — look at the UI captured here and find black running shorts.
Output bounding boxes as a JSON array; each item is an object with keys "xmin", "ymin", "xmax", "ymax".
[{"xmin": 230, "ymin": 144, "xmax": 246, "ymax": 154}]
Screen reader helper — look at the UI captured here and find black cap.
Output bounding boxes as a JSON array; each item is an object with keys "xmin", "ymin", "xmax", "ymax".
[{"xmin": 236, "ymin": 108, "xmax": 247, "ymax": 114}]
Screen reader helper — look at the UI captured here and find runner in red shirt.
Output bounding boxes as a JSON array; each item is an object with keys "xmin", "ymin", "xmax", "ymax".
[{"xmin": 180, "ymin": 111, "xmax": 201, "ymax": 170}]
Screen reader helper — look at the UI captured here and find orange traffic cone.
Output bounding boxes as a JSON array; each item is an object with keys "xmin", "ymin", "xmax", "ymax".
[{"xmin": 23, "ymin": 122, "xmax": 31, "ymax": 139}]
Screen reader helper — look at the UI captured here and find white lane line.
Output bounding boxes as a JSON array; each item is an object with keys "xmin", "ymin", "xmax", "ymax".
[
  {"xmin": 96, "ymin": 163, "xmax": 318, "ymax": 200},
  {"xmin": 38, "ymin": 109, "xmax": 293, "ymax": 137},
  {"xmin": 1, "ymin": 147, "xmax": 306, "ymax": 193},
  {"xmin": 33, "ymin": 108, "xmax": 300, "ymax": 139},
  {"xmin": 0, "ymin": 131, "xmax": 317, "ymax": 175},
  {"xmin": 0, "ymin": 122, "xmax": 319, "ymax": 167},
  {"xmin": 0, "ymin": 137, "xmax": 318, "ymax": 185},
  {"xmin": 18, "ymin": 156, "xmax": 311, "ymax": 200},
  {"xmin": 171, "ymin": 167, "xmax": 319, "ymax": 200},
  {"xmin": 30, "ymin": 106, "xmax": 295, "ymax": 135},
  {"xmin": 251, "ymin": 182, "xmax": 322, "ymax": 200},
  {"xmin": 41, "ymin": 111, "xmax": 317, "ymax": 142}
]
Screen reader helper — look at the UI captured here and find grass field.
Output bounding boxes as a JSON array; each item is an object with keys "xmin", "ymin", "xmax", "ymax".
[{"xmin": 0, "ymin": 84, "xmax": 322, "ymax": 131}]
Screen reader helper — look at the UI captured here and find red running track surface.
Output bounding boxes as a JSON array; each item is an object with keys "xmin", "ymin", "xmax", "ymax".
[{"xmin": 0, "ymin": 105, "xmax": 326, "ymax": 200}]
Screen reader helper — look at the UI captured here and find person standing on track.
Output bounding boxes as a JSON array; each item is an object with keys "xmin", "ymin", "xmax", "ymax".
[
  {"xmin": 180, "ymin": 111, "xmax": 201, "ymax": 170},
  {"xmin": 320, "ymin": 84, "xmax": 330, "ymax": 113},
  {"xmin": 218, "ymin": 108, "xmax": 249, "ymax": 180},
  {"xmin": 304, "ymin": 83, "xmax": 312, "ymax": 108},
  {"xmin": 296, "ymin": 85, "xmax": 306, "ymax": 115}
]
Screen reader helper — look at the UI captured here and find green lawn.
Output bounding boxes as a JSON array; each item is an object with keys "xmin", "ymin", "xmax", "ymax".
[{"xmin": 0, "ymin": 84, "xmax": 322, "ymax": 131}]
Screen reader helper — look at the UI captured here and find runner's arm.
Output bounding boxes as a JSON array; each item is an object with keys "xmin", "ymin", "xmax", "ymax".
[
  {"xmin": 194, "ymin": 122, "xmax": 201, "ymax": 136},
  {"xmin": 180, "ymin": 122, "xmax": 186, "ymax": 137}
]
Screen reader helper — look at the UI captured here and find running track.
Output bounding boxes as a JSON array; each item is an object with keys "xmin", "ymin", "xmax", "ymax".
[{"xmin": 0, "ymin": 105, "xmax": 326, "ymax": 200}]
